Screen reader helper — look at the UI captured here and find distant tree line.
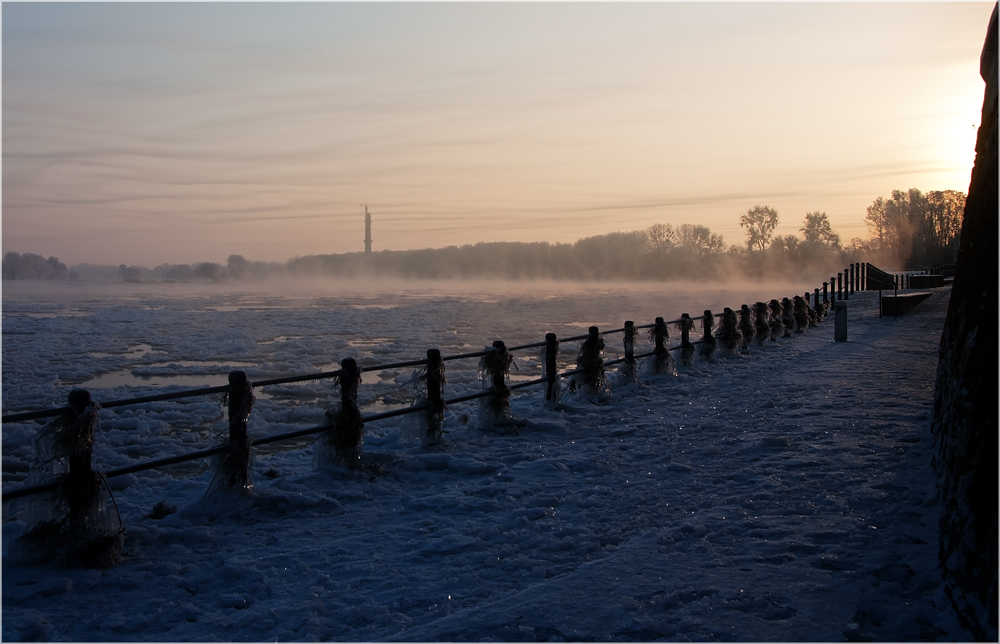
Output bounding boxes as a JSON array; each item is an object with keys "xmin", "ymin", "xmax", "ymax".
[
  {"xmin": 2, "ymin": 252, "xmax": 68, "ymax": 280},
  {"xmin": 3, "ymin": 187, "xmax": 964, "ymax": 283},
  {"xmin": 858, "ymin": 189, "xmax": 965, "ymax": 268}
]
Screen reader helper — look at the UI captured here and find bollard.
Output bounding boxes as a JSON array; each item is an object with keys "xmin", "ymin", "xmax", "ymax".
[
  {"xmin": 834, "ymin": 301, "xmax": 848, "ymax": 342},
  {"xmin": 425, "ymin": 349, "xmax": 445, "ymax": 442},
  {"xmin": 544, "ymin": 333, "xmax": 560, "ymax": 403},
  {"xmin": 652, "ymin": 317, "xmax": 670, "ymax": 374}
]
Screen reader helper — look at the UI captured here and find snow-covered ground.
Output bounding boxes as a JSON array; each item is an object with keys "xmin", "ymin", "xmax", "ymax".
[{"xmin": 1, "ymin": 278, "xmax": 969, "ymax": 641}]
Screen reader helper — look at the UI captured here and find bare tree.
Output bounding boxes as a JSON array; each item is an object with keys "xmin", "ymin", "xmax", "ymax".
[{"xmin": 739, "ymin": 205, "xmax": 779, "ymax": 251}]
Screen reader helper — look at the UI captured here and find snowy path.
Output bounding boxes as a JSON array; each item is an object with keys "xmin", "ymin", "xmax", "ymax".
[{"xmin": 2, "ymin": 284, "xmax": 965, "ymax": 641}]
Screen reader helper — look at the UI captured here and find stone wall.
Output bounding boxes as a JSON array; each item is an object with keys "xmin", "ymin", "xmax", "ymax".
[{"xmin": 931, "ymin": 4, "xmax": 998, "ymax": 641}]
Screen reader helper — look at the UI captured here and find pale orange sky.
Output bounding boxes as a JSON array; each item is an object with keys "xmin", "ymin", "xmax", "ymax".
[{"xmin": 2, "ymin": 2, "xmax": 993, "ymax": 267}]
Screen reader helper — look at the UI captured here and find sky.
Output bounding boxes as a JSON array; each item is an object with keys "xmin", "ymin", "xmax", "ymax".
[{"xmin": 2, "ymin": 2, "xmax": 994, "ymax": 267}]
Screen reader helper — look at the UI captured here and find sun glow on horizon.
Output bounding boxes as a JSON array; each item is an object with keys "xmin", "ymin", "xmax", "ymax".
[{"xmin": 2, "ymin": 2, "xmax": 994, "ymax": 266}]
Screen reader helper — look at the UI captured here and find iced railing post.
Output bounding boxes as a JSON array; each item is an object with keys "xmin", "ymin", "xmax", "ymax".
[
  {"xmin": 544, "ymin": 333, "xmax": 560, "ymax": 404},
  {"xmin": 216, "ymin": 370, "xmax": 254, "ymax": 489},
  {"xmin": 616, "ymin": 320, "xmax": 639, "ymax": 386},
  {"xmin": 651, "ymin": 317, "xmax": 670, "ymax": 374},
  {"xmin": 479, "ymin": 340, "xmax": 513, "ymax": 425},
  {"xmin": 718, "ymin": 308, "xmax": 740, "ymax": 356},
  {"xmin": 316, "ymin": 358, "xmax": 364, "ymax": 467},
  {"xmin": 579, "ymin": 326, "xmax": 607, "ymax": 396},
  {"xmin": 678, "ymin": 314, "xmax": 695, "ymax": 365},
  {"xmin": 768, "ymin": 300, "xmax": 783, "ymax": 341},
  {"xmin": 65, "ymin": 388, "xmax": 98, "ymax": 529},
  {"xmin": 813, "ymin": 289, "xmax": 821, "ymax": 315},
  {"xmin": 11, "ymin": 387, "xmax": 125, "ymax": 568},
  {"xmin": 800, "ymin": 293, "xmax": 812, "ymax": 327},
  {"xmin": 700, "ymin": 310, "xmax": 717, "ymax": 361},
  {"xmin": 425, "ymin": 349, "xmax": 445, "ymax": 442},
  {"xmin": 793, "ymin": 296, "xmax": 809, "ymax": 331},
  {"xmin": 624, "ymin": 321, "xmax": 635, "ymax": 364},
  {"xmin": 753, "ymin": 302, "xmax": 770, "ymax": 346},
  {"xmin": 738, "ymin": 305, "xmax": 754, "ymax": 352}
]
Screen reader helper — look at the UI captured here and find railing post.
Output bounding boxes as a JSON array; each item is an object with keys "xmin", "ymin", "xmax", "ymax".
[
  {"xmin": 861, "ymin": 263, "xmax": 867, "ymax": 290},
  {"xmin": 319, "ymin": 357, "xmax": 364, "ymax": 466},
  {"xmin": 576, "ymin": 327, "xmax": 606, "ymax": 395},
  {"xmin": 544, "ymin": 333, "xmax": 560, "ymax": 402},
  {"xmin": 837, "ymin": 272, "xmax": 843, "ymax": 300},
  {"xmin": 739, "ymin": 305, "xmax": 754, "ymax": 351},
  {"xmin": 620, "ymin": 320, "xmax": 638, "ymax": 385},
  {"xmin": 338, "ymin": 357, "xmax": 363, "ymax": 463},
  {"xmin": 679, "ymin": 313, "xmax": 695, "ymax": 365},
  {"xmin": 823, "ymin": 281, "xmax": 829, "ymax": 306},
  {"xmin": 222, "ymin": 370, "xmax": 254, "ymax": 487},
  {"xmin": 844, "ymin": 268, "xmax": 850, "ymax": 300},
  {"xmin": 479, "ymin": 340, "xmax": 512, "ymax": 424},
  {"xmin": 652, "ymin": 317, "xmax": 669, "ymax": 373},
  {"xmin": 849, "ymin": 264, "xmax": 856, "ymax": 294},
  {"xmin": 701, "ymin": 310, "xmax": 716, "ymax": 349},
  {"xmin": 425, "ymin": 349, "xmax": 444, "ymax": 442},
  {"xmin": 623, "ymin": 321, "xmax": 635, "ymax": 364},
  {"xmin": 813, "ymin": 288, "xmax": 820, "ymax": 313},
  {"xmin": 65, "ymin": 388, "xmax": 96, "ymax": 529},
  {"xmin": 719, "ymin": 308, "xmax": 740, "ymax": 355}
]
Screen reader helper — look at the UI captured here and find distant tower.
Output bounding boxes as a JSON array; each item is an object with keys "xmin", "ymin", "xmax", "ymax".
[{"xmin": 364, "ymin": 205, "xmax": 372, "ymax": 255}]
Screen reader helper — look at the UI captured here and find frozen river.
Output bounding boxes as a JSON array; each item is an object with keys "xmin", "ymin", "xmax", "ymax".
[{"xmin": 1, "ymin": 278, "xmax": 968, "ymax": 641}]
